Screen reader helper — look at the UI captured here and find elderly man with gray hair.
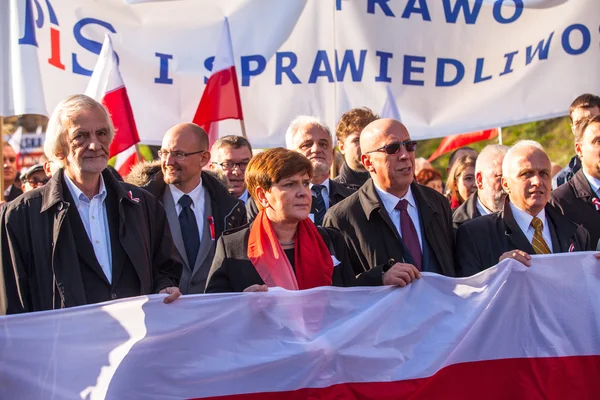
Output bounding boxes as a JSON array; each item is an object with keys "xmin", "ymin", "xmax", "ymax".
[
  {"xmin": 453, "ymin": 144, "xmax": 509, "ymax": 228},
  {"xmin": 0, "ymin": 94, "xmax": 181, "ymax": 314},
  {"xmin": 248, "ymin": 116, "xmax": 355, "ymax": 224},
  {"xmin": 455, "ymin": 140, "xmax": 593, "ymax": 277}
]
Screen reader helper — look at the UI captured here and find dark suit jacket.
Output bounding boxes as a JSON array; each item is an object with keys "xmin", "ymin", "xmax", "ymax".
[
  {"xmin": 324, "ymin": 179, "xmax": 456, "ymax": 277},
  {"xmin": 333, "ymin": 162, "xmax": 370, "ymax": 190},
  {"xmin": 4, "ymin": 185, "xmax": 23, "ymax": 202},
  {"xmin": 452, "ymin": 192, "xmax": 482, "ymax": 229},
  {"xmin": 550, "ymin": 169, "xmax": 600, "ymax": 247},
  {"xmin": 455, "ymin": 200, "xmax": 591, "ymax": 277},
  {"xmin": 246, "ymin": 179, "xmax": 356, "ymax": 222},
  {"xmin": 205, "ymin": 224, "xmax": 382, "ymax": 293}
]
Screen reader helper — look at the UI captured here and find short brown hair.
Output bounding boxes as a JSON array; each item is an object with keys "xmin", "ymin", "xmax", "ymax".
[
  {"xmin": 211, "ymin": 135, "xmax": 253, "ymax": 155},
  {"xmin": 245, "ymin": 148, "xmax": 313, "ymax": 209},
  {"xmin": 416, "ymin": 168, "xmax": 442, "ymax": 186},
  {"xmin": 575, "ymin": 114, "xmax": 600, "ymax": 143},
  {"xmin": 569, "ymin": 93, "xmax": 600, "ymax": 124},
  {"xmin": 446, "ymin": 155, "xmax": 476, "ymax": 204},
  {"xmin": 336, "ymin": 107, "xmax": 379, "ymax": 142}
]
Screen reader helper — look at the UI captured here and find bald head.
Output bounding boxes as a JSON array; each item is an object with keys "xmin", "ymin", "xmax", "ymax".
[
  {"xmin": 164, "ymin": 123, "xmax": 209, "ymax": 149},
  {"xmin": 360, "ymin": 118, "xmax": 409, "ymax": 154}
]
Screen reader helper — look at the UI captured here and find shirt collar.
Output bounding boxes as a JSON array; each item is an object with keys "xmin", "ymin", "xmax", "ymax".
[
  {"xmin": 310, "ymin": 178, "xmax": 330, "ymax": 193},
  {"xmin": 582, "ymin": 169, "xmax": 600, "ymax": 196},
  {"xmin": 373, "ymin": 183, "xmax": 416, "ymax": 215},
  {"xmin": 238, "ymin": 189, "xmax": 249, "ymax": 203},
  {"xmin": 509, "ymin": 201, "xmax": 546, "ymax": 234},
  {"xmin": 169, "ymin": 177, "xmax": 204, "ymax": 207},
  {"xmin": 64, "ymin": 172, "xmax": 107, "ymax": 206},
  {"xmin": 476, "ymin": 196, "xmax": 492, "ymax": 216}
]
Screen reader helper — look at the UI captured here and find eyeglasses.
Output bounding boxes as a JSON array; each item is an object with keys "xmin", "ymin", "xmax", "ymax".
[
  {"xmin": 364, "ymin": 140, "xmax": 417, "ymax": 155},
  {"xmin": 26, "ymin": 178, "xmax": 50, "ymax": 186},
  {"xmin": 157, "ymin": 149, "xmax": 206, "ymax": 161},
  {"xmin": 212, "ymin": 161, "xmax": 249, "ymax": 171}
]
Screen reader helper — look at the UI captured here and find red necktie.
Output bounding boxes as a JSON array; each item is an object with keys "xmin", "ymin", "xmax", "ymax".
[{"xmin": 395, "ymin": 199, "xmax": 422, "ymax": 271}]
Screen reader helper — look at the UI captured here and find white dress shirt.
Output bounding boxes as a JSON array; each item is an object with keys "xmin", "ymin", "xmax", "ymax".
[
  {"xmin": 582, "ymin": 169, "xmax": 600, "ymax": 198},
  {"xmin": 238, "ymin": 190, "xmax": 250, "ymax": 204},
  {"xmin": 310, "ymin": 178, "xmax": 330, "ymax": 210},
  {"xmin": 509, "ymin": 202, "xmax": 553, "ymax": 253},
  {"xmin": 64, "ymin": 173, "xmax": 113, "ymax": 283},
  {"xmin": 169, "ymin": 180, "xmax": 205, "ymax": 242},
  {"xmin": 373, "ymin": 183, "xmax": 423, "ymax": 250},
  {"xmin": 476, "ymin": 197, "xmax": 493, "ymax": 216}
]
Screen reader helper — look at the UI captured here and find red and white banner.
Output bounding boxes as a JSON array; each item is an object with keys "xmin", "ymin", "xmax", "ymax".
[{"xmin": 1, "ymin": 253, "xmax": 600, "ymax": 399}]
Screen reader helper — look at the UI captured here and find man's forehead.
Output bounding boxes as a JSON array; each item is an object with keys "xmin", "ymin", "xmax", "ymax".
[
  {"xmin": 296, "ymin": 124, "xmax": 330, "ymax": 141},
  {"xmin": 218, "ymin": 146, "xmax": 252, "ymax": 159},
  {"xmin": 573, "ymin": 106, "xmax": 600, "ymax": 122}
]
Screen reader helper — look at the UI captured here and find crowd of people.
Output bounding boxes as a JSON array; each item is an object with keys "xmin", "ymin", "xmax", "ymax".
[{"xmin": 1, "ymin": 92, "xmax": 599, "ymax": 314}]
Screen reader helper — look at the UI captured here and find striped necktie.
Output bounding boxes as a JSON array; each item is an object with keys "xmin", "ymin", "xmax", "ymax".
[
  {"xmin": 311, "ymin": 184, "xmax": 326, "ymax": 226},
  {"xmin": 531, "ymin": 217, "xmax": 551, "ymax": 255}
]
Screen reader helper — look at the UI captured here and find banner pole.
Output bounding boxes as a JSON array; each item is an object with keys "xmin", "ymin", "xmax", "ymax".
[
  {"xmin": 134, "ymin": 143, "xmax": 143, "ymax": 162},
  {"xmin": 239, "ymin": 119, "xmax": 248, "ymax": 139},
  {"xmin": 498, "ymin": 127, "xmax": 503, "ymax": 145}
]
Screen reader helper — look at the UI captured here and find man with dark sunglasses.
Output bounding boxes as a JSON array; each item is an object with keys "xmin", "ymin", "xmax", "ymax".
[{"xmin": 324, "ymin": 119, "xmax": 456, "ymax": 286}]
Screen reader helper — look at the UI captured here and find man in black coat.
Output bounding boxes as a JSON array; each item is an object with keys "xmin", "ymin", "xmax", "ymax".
[
  {"xmin": 3, "ymin": 143, "xmax": 23, "ymax": 202},
  {"xmin": 138, "ymin": 123, "xmax": 246, "ymax": 294},
  {"xmin": 453, "ymin": 144, "xmax": 508, "ymax": 229},
  {"xmin": 0, "ymin": 95, "xmax": 181, "ymax": 314},
  {"xmin": 456, "ymin": 141, "xmax": 592, "ymax": 277},
  {"xmin": 324, "ymin": 118, "xmax": 456, "ymax": 281},
  {"xmin": 551, "ymin": 115, "xmax": 600, "ymax": 247}
]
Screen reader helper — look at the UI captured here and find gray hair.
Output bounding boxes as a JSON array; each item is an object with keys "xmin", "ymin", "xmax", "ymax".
[
  {"xmin": 475, "ymin": 144, "xmax": 509, "ymax": 174},
  {"xmin": 502, "ymin": 140, "xmax": 545, "ymax": 177},
  {"xmin": 44, "ymin": 94, "xmax": 115, "ymax": 167},
  {"xmin": 284, "ymin": 115, "xmax": 335, "ymax": 149}
]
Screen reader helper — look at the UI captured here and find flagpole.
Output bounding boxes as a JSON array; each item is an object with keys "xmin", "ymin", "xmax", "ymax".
[
  {"xmin": 498, "ymin": 127, "xmax": 503, "ymax": 145},
  {"xmin": 134, "ymin": 144, "xmax": 142, "ymax": 162},
  {"xmin": 0, "ymin": 117, "xmax": 4, "ymax": 197},
  {"xmin": 239, "ymin": 119, "xmax": 248, "ymax": 139}
]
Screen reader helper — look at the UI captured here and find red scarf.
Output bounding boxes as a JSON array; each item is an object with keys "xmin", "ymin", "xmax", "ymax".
[
  {"xmin": 248, "ymin": 210, "xmax": 333, "ymax": 290},
  {"xmin": 450, "ymin": 196, "xmax": 461, "ymax": 210}
]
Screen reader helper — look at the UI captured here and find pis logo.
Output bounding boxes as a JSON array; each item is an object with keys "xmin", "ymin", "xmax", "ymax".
[{"xmin": 18, "ymin": 0, "xmax": 117, "ymax": 76}]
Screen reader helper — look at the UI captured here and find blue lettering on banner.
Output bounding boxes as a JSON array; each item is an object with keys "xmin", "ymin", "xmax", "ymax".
[
  {"xmin": 367, "ymin": 0, "xmax": 395, "ymax": 17},
  {"xmin": 436, "ymin": 58, "xmax": 464, "ymax": 86},
  {"xmin": 474, "ymin": 58, "xmax": 492, "ymax": 83},
  {"xmin": 403, "ymin": 55, "xmax": 426, "ymax": 86},
  {"xmin": 375, "ymin": 51, "xmax": 393, "ymax": 82},
  {"xmin": 492, "ymin": 0, "xmax": 523, "ymax": 24},
  {"xmin": 499, "ymin": 50, "xmax": 519, "ymax": 76},
  {"xmin": 72, "ymin": 18, "xmax": 117, "ymax": 76},
  {"xmin": 442, "ymin": 0, "xmax": 483, "ymax": 24},
  {"xmin": 204, "ymin": 56, "xmax": 215, "ymax": 83},
  {"xmin": 336, "ymin": 0, "xmax": 342, "ymax": 11},
  {"xmin": 525, "ymin": 32, "xmax": 554, "ymax": 66},
  {"xmin": 155, "ymin": 53, "xmax": 173, "ymax": 84},
  {"xmin": 241, "ymin": 55, "xmax": 267, "ymax": 86},
  {"xmin": 276, "ymin": 52, "xmax": 301, "ymax": 85},
  {"xmin": 308, "ymin": 50, "xmax": 335, "ymax": 83},
  {"xmin": 561, "ymin": 24, "xmax": 591, "ymax": 55},
  {"xmin": 402, "ymin": 0, "xmax": 431, "ymax": 21},
  {"xmin": 19, "ymin": 0, "xmax": 41, "ymax": 46},
  {"xmin": 336, "ymin": 50, "xmax": 367, "ymax": 82}
]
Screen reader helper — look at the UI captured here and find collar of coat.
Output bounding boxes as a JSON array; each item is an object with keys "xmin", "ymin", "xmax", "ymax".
[
  {"xmin": 571, "ymin": 168, "xmax": 599, "ymax": 201},
  {"xmin": 40, "ymin": 168, "xmax": 139, "ymax": 213},
  {"xmin": 358, "ymin": 178, "xmax": 438, "ymax": 221}
]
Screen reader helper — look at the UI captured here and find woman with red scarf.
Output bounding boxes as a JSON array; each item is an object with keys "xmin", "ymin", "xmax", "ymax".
[{"xmin": 205, "ymin": 148, "xmax": 383, "ymax": 293}]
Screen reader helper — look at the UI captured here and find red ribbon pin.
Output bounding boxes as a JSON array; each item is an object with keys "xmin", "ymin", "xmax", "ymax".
[{"xmin": 208, "ymin": 216, "xmax": 215, "ymax": 240}]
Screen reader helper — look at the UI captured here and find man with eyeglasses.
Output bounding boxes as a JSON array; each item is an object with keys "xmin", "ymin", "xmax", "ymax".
[
  {"xmin": 209, "ymin": 135, "xmax": 253, "ymax": 204},
  {"xmin": 20, "ymin": 164, "xmax": 50, "ymax": 193},
  {"xmin": 3, "ymin": 143, "xmax": 23, "ymax": 202},
  {"xmin": 145, "ymin": 123, "xmax": 246, "ymax": 294},
  {"xmin": 324, "ymin": 119, "xmax": 456, "ymax": 286}
]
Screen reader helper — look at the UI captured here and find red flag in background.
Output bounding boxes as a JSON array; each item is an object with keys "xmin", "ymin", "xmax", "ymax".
[
  {"xmin": 192, "ymin": 17, "xmax": 243, "ymax": 144},
  {"xmin": 85, "ymin": 34, "xmax": 140, "ymax": 176},
  {"xmin": 428, "ymin": 128, "xmax": 499, "ymax": 162}
]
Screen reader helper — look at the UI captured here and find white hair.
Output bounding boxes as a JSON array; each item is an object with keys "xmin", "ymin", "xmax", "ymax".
[
  {"xmin": 501, "ymin": 140, "xmax": 545, "ymax": 177},
  {"xmin": 284, "ymin": 115, "xmax": 335, "ymax": 149},
  {"xmin": 44, "ymin": 94, "xmax": 115, "ymax": 167},
  {"xmin": 475, "ymin": 144, "xmax": 509, "ymax": 174}
]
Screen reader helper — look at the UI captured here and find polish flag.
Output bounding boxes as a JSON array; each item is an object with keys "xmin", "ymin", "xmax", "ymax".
[
  {"xmin": 85, "ymin": 34, "xmax": 140, "ymax": 175},
  {"xmin": 428, "ymin": 128, "xmax": 499, "ymax": 162},
  {"xmin": 192, "ymin": 17, "xmax": 244, "ymax": 143}
]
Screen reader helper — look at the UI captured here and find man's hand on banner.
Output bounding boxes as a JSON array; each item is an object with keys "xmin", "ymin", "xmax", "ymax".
[
  {"xmin": 160, "ymin": 287, "xmax": 182, "ymax": 304},
  {"xmin": 243, "ymin": 284, "xmax": 268, "ymax": 293},
  {"xmin": 383, "ymin": 263, "xmax": 421, "ymax": 287},
  {"xmin": 499, "ymin": 250, "xmax": 532, "ymax": 266}
]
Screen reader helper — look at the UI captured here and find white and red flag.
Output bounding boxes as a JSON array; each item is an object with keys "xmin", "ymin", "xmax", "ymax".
[
  {"xmin": 85, "ymin": 35, "xmax": 140, "ymax": 177},
  {"xmin": 192, "ymin": 17, "xmax": 244, "ymax": 144},
  {"xmin": 428, "ymin": 128, "xmax": 499, "ymax": 162},
  {"xmin": 1, "ymin": 253, "xmax": 600, "ymax": 399}
]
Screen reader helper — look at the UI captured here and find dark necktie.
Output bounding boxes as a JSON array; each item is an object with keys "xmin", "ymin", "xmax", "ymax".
[
  {"xmin": 395, "ymin": 199, "xmax": 422, "ymax": 271},
  {"xmin": 178, "ymin": 194, "xmax": 200, "ymax": 266},
  {"xmin": 311, "ymin": 184, "xmax": 326, "ymax": 226}
]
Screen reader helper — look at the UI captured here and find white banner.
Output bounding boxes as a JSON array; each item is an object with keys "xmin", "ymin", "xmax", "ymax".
[
  {"xmin": 1, "ymin": 0, "xmax": 599, "ymax": 147},
  {"xmin": 1, "ymin": 253, "xmax": 600, "ymax": 399}
]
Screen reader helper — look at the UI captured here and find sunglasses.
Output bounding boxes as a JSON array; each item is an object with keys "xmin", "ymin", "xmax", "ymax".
[{"xmin": 364, "ymin": 140, "xmax": 417, "ymax": 155}]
